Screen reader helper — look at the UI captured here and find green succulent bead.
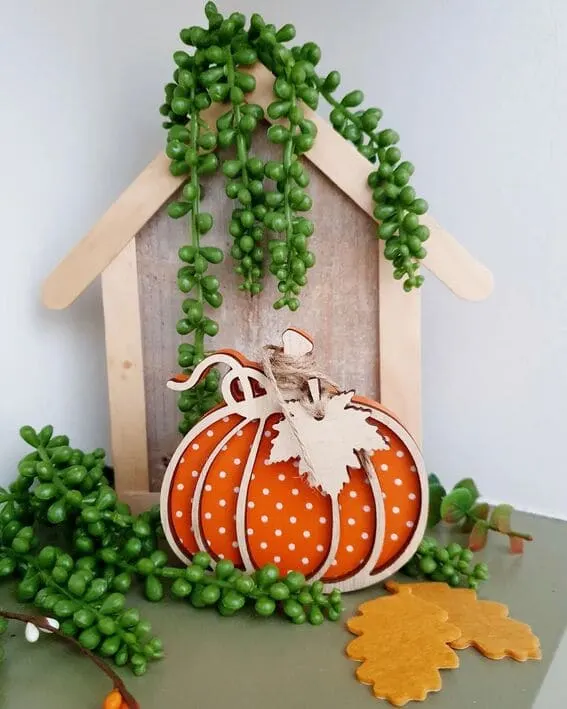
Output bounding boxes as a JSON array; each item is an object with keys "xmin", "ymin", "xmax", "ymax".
[
  {"xmin": 172, "ymin": 578, "xmax": 192, "ymax": 598},
  {"xmin": 201, "ymin": 584, "xmax": 221, "ymax": 605},
  {"xmin": 327, "ymin": 608, "xmax": 341, "ymax": 622},
  {"xmin": 99, "ymin": 593, "xmax": 126, "ymax": 616},
  {"xmin": 79, "ymin": 628, "xmax": 101, "ymax": 651},
  {"xmin": 192, "ymin": 552, "xmax": 211, "ymax": 569},
  {"xmin": 74, "ymin": 608, "xmax": 96, "ymax": 629},
  {"xmin": 100, "ymin": 634, "xmax": 121, "ymax": 657},
  {"xmin": 222, "ymin": 590, "xmax": 245, "ymax": 610},
  {"xmin": 283, "ymin": 599, "xmax": 303, "ymax": 619},
  {"xmin": 112, "ymin": 573, "xmax": 132, "ymax": 593},
  {"xmin": 269, "ymin": 582, "xmax": 290, "ymax": 600},
  {"xmin": 84, "ymin": 578, "xmax": 108, "ymax": 602},
  {"xmin": 98, "ymin": 617, "xmax": 117, "ymax": 636},
  {"xmin": 215, "ymin": 559, "xmax": 235, "ymax": 579},
  {"xmin": 323, "ymin": 70, "xmax": 341, "ymax": 92},
  {"xmin": 255, "ymin": 596, "xmax": 276, "ymax": 617},
  {"xmin": 267, "ymin": 125, "xmax": 290, "ymax": 144},
  {"xmin": 145, "ymin": 576, "xmax": 164, "ymax": 602}
]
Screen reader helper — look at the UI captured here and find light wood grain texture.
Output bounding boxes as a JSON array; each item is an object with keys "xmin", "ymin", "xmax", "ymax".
[
  {"xmin": 137, "ymin": 133, "xmax": 383, "ymax": 491},
  {"xmin": 281, "ymin": 328, "xmax": 320, "ymax": 403},
  {"xmin": 101, "ymin": 240, "xmax": 149, "ymax": 498},
  {"xmin": 281, "ymin": 328, "xmax": 314, "ymax": 357},
  {"xmin": 378, "ymin": 245, "xmax": 422, "ymax": 444},
  {"xmin": 42, "ymin": 64, "xmax": 492, "ymax": 310},
  {"xmin": 121, "ymin": 491, "xmax": 160, "ymax": 516}
]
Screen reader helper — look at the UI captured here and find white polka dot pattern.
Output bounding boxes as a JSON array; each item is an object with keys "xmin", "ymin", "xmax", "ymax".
[{"xmin": 166, "ymin": 395, "xmax": 423, "ymax": 588}]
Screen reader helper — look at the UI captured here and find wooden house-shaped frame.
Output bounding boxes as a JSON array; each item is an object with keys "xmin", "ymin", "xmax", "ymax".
[{"xmin": 42, "ymin": 65, "xmax": 493, "ymax": 514}]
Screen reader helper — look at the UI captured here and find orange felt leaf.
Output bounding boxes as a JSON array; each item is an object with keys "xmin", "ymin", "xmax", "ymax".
[
  {"xmin": 346, "ymin": 591, "xmax": 461, "ymax": 706},
  {"xmin": 386, "ymin": 581, "xmax": 541, "ymax": 662}
]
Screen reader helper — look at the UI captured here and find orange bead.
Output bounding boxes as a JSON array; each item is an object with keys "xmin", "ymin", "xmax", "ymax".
[{"xmin": 103, "ymin": 689, "xmax": 123, "ymax": 709}]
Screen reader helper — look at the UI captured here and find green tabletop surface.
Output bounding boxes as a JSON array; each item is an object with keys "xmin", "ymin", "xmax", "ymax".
[{"xmin": 1, "ymin": 511, "xmax": 566, "ymax": 709}]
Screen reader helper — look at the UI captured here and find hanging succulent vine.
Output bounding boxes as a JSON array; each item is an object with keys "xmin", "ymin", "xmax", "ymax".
[
  {"xmin": 160, "ymin": 2, "xmax": 430, "ymax": 431},
  {"xmin": 0, "ymin": 427, "xmax": 345, "ymax": 680}
]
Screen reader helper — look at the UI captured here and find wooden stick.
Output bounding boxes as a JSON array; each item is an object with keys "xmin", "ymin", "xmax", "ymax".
[
  {"xmin": 378, "ymin": 250, "xmax": 422, "ymax": 444},
  {"xmin": 0, "ymin": 609, "xmax": 139, "ymax": 709},
  {"xmin": 101, "ymin": 240, "xmax": 149, "ymax": 499}
]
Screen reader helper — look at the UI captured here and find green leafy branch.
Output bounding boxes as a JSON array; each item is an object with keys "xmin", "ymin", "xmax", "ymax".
[
  {"xmin": 428, "ymin": 475, "xmax": 533, "ymax": 554},
  {"xmin": 160, "ymin": 1, "xmax": 432, "ymax": 433},
  {"xmin": 0, "ymin": 609, "xmax": 139, "ymax": 708},
  {"xmin": 403, "ymin": 537, "xmax": 489, "ymax": 589},
  {"xmin": 0, "ymin": 426, "xmax": 345, "ymax": 678}
]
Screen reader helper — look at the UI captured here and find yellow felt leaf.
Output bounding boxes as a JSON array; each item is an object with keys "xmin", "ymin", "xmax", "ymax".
[
  {"xmin": 386, "ymin": 581, "xmax": 541, "ymax": 662},
  {"xmin": 346, "ymin": 592, "xmax": 461, "ymax": 706}
]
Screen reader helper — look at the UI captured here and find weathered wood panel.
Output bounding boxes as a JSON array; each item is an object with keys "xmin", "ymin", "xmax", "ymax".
[{"xmin": 137, "ymin": 136, "xmax": 381, "ymax": 491}]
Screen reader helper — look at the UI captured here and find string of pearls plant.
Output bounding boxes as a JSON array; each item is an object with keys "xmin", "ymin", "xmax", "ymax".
[
  {"xmin": 0, "ymin": 427, "xmax": 344, "ymax": 673},
  {"xmin": 160, "ymin": 2, "xmax": 431, "ymax": 433}
]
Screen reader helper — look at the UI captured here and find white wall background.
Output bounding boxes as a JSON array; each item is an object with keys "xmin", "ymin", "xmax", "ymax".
[{"xmin": 1, "ymin": 0, "xmax": 565, "ymax": 518}]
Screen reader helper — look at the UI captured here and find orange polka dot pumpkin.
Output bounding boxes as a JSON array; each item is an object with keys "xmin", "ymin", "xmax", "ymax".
[{"xmin": 161, "ymin": 329, "xmax": 428, "ymax": 592}]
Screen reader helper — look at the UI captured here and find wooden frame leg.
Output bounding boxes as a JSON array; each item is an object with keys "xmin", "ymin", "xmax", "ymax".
[
  {"xmin": 378, "ymin": 244, "xmax": 422, "ymax": 445},
  {"xmin": 101, "ymin": 240, "xmax": 150, "ymax": 498}
]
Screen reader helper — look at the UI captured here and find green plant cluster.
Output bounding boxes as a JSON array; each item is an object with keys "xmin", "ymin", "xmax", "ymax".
[
  {"xmin": 161, "ymin": 2, "xmax": 430, "ymax": 431},
  {"xmin": 427, "ymin": 475, "xmax": 533, "ymax": 553},
  {"xmin": 402, "ymin": 537, "xmax": 489, "ymax": 590},
  {"xmin": 0, "ymin": 427, "xmax": 344, "ymax": 674}
]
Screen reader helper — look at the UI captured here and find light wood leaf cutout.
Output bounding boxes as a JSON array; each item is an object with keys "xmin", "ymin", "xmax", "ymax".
[
  {"xmin": 268, "ymin": 391, "xmax": 388, "ymax": 497},
  {"xmin": 346, "ymin": 591, "xmax": 461, "ymax": 706},
  {"xmin": 386, "ymin": 581, "xmax": 542, "ymax": 661}
]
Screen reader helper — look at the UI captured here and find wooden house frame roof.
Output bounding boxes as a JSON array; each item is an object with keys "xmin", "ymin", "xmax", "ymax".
[{"xmin": 42, "ymin": 64, "xmax": 493, "ymax": 311}]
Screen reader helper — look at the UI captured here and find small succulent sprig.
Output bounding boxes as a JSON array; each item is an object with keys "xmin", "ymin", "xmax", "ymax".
[
  {"xmin": 128, "ymin": 551, "xmax": 342, "ymax": 624},
  {"xmin": 0, "ymin": 609, "xmax": 139, "ymax": 708},
  {"xmin": 250, "ymin": 20, "xmax": 318, "ymax": 311},
  {"xmin": 0, "ymin": 426, "xmax": 345, "ymax": 676},
  {"xmin": 163, "ymin": 39, "xmax": 224, "ymax": 434},
  {"xmin": 402, "ymin": 537, "xmax": 489, "ymax": 589},
  {"xmin": 315, "ymin": 69, "xmax": 429, "ymax": 292},
  {"xmin": 428, "ymin": 475, "xmax": 533, "ymax": 554},
  {"xmin": 220, "ymin": 32, "xmax": 267, "ymax": 294}
]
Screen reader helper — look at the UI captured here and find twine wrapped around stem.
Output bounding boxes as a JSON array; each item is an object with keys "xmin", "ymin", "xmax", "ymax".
[
  {"xmin": 261, "ymin": 342, "xmax": 377, "ymax": 492},
  {"xmin": 261, "ymin": 343, "xmax": 336, "ymax": 474},
  {"xmin": 262, "ymin": 343, "xmax": 340, "ymax": 407}
]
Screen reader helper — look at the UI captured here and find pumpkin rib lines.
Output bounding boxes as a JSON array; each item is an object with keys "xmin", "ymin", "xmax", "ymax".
[
  {"xmin": 322, "ymin": 451, "xmax": 385, "ymax": 590},
  {"xmin": 162, "ymin": 407, "xmax": 240, "ymax": 564},
  {"xmin": 192, "ymin": 417, "xmax": 249, "ymax": 560},
  {"xmin": 234, "ymin": 418, "xmax": 265, "ymax": 572}
]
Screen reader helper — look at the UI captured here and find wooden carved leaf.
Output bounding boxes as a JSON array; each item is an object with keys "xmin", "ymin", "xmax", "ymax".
[
  {"xmin": 386, "ymin": 582, "xmax": 542, "ymax": 661},
  {"xmin": 346, "ymin": 592, "xmax": 461, "ymax": 706},
  {"xmin": 268, "ymin": 392, "xmax": 388, "ymax": 497}
]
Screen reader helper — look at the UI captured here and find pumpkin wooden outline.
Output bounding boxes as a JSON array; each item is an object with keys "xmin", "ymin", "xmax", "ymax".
[{"xmin": 160, "ymin": 329, "xmax": 428, "ymax": 592}]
